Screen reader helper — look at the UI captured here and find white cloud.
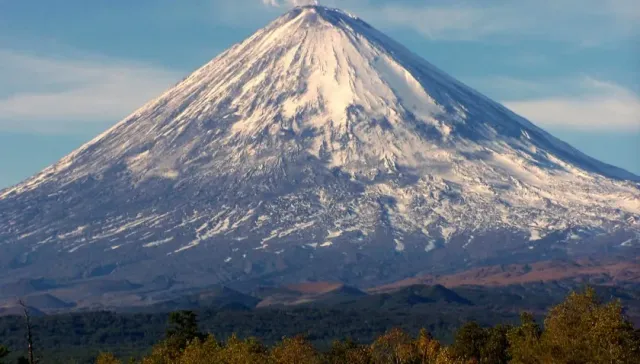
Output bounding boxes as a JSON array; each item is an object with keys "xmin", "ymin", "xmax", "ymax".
[
  {"xmin": 0, "ymin": 50, "xmax": 182, "ymax": 133},
  {"xmin": 268, "ymin": 0, "xmax": 639, "ymax": 44},
  {"xmin": 362, "ymin": 4, "xmax": 513, "ymax": 41},
  {"xmin": 504, "ymin": 78, "xmax": 640, "ymax": 131},
  {"xmin": 247, "ymin": 0, "xmax": 639, "ymax": 44},
  {"xmin": 261, "ymin": 0, "xmax": 317, "ymax": 7}
]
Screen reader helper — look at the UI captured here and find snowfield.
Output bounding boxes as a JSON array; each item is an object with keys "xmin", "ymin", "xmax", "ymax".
[{"xmin": 0, "ymin": 6, "xmax": 638, "ymax": 290}]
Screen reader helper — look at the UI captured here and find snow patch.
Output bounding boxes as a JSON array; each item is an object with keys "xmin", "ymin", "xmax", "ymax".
[
  {"xmin": 529, "ymin": 229, "xmax": 542, "ymax": 241},
  {"xmin": 394, "ymin": 239, "xmax": 405, "ymax": 252},
  {"xmin": 326, "ymin": 230, "xmax": 342, "ymax": 239},
  {"xmin": 144, "ymin": 237, "xmax": 174, "ymax": 248},
  {"xmin": 425, "ymin": 240, "xmax": 437, "ymax": 252}
]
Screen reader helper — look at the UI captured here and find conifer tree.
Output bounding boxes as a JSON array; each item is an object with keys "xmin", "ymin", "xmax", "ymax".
[
  {"xmin": 166, "ymin": 311, "xmax": 205, "ymax": 351},
  {"xmin": 0, "ymin": 345, "xmax": 9, "ymax": 364},
  {"xmin": 451, "ymin": 321, "xmax": 486, "ymax": 362}
]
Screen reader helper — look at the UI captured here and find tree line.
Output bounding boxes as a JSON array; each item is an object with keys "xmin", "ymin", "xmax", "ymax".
[
  {"xmin": 92, "ymin": 288, "xmax": 639, "ymax": 364},
  {"xmin": 2, "ymin": 287, "xmax": 639, "ymax": 363}
]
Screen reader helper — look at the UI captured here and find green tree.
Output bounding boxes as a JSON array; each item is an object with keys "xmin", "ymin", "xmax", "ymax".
[
  {"xmin": 433, "ymin": 347, "xmax": 463, "ymax": 364},
  {"xmin": 218, "ymin": 334, "xmax": 268, "ymax": 364},
  {"xmin": 142, "ymin": 311, "xmax": 207, "ymax": 363},
  {"xmin": 507, "ymin": 312, "xmax": 542, "ymax": 364},
  {"xmin": 415, "ymin": 329, "xmax": 441, "ymax": 364},
  {"xmin": 451, "ymin": 321, "xmax": 486, "ymax": 362},
  {"xmin": 479, "ymin": 325, "xmax": 510, "ymax": 364},
  {"xmin": 325, "ymin": 339, "xmax": 372, "ymax": 364},
  {"xmin": 178, "ymin": 335, "xmax": 221, "ymax": 364},
  {"xmin": 96, "ymin": 352, "xmax": 122, "ymax": 364},
  {"xmin": 369, "ymin": 328, "xmax": 419, "ymax": 364},
  {"xmin": 539, "ymin": 287, "xmax": 640, "ymax": 364},
  {"xmin": 142, "ymin": 341, "xmax": 177, "ymax": 364},
  {"xmin": 270, "ymin": 335, "xmax": 320, "ymax": 364},
  {"xmin": 166, "ymin": 311, "xmax": 205, "ymax": 349},
  {"xmin": 0, "ymin": 345, "xmax": 8, "ymax": 364}
]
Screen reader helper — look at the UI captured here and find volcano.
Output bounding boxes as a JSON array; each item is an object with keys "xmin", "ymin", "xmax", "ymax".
[{"xmin": 1, "ymin": 6, "xmax": 638, "ymax": 303}]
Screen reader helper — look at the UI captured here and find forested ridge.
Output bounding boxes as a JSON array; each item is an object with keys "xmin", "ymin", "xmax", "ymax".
[{"xmin": 1, "ymin": 287, "xmax": 639, "ymax": 363}]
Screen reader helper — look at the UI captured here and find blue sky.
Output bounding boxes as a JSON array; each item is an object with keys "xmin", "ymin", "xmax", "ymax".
[{"xmin": 0, "ymin": 0, "xmax": 638, "ymax": 188}]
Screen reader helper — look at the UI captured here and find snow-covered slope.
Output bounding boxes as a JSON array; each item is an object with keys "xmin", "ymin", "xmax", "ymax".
[{"xmin": 1, "ymin": 6, "xmax": 638, "ymax": 294}]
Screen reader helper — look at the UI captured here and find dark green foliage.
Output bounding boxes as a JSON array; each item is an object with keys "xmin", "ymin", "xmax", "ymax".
[
  {"xmin": 165, "ymin": 311, "xmax": 206, "ymax": 352},
  {"xmin": 0, "ymin": 284, "xmax": 638, "ymax": 363},
  {"xmin": 451, "ymin": 322, "xmax": 513, "ymax": 363},
  {"xmin": 507, "ymin": 288, "xmax": 640, "ymax": 364},
  {"xmin": 135, "ymin": 288, "xmax": 637, "ymax": 364},
  {"xmin": 539, "ymin": 287, "xmax": 640, "ymax": 363},
  {"xmin": 270, "ymin": 335, "xmax": 321, "ymax": 364},
  {"xmin": 167, "ymin": 311, "xmax": 202, "ymax": 341},
  {"xmin": 96, "ymin": 352, "xmax": 122, "ymax": 364},
  {"xmin": 480, "ymin": 325, "xmax": 510, "ymax": 364},
  {"xmin": 0, "ymin": 345, "xmax": 8, "ymax": 364},
  {"xmin": 369, "ymin": 328, "xmax": 419, "ymax": 364},
  {"xmin": 0, "ymin": 312, "xmax": 167, "ymax": 363},
  {"xmin": 506, "ymin": 313, "xmax": 542, "ymax": 364},
  {"xmin": 323, "ymin": 338, "xmax": 364, "ymax": 364},
  {"xmin": 451, "ymin": 321, "xmax": 486, "ymax": 361},
  {"xmin": 0, "ymin": 307, "xmax": 470, "ymax": 363}
]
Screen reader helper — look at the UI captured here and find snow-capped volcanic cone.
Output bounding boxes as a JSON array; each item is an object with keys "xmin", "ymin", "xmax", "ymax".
[{"xmin": 1, "ymin": 6, "xmax": 638, "ymax": 297}]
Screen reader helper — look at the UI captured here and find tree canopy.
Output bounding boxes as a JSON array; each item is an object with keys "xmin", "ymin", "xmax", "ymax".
[{"xmin": 114, "ymin": 288, "xmax": 640, "ymax": 364}]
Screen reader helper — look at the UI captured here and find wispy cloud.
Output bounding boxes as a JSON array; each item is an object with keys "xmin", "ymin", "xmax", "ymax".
[
  {"xmin": 377, "ymin": 0, "xmax": 638, "ymax": 43},
  {"xmin": 262, "ymin": 0, "xmax": 317, "ymax": 6},
  {"xmin": 503, "ymin": 78, "xmax": 640, "ymax": 131},
  {"xmin": 0, "ymin": 49, "xmax": 182, "ymax": 133},
  {"xmin": 257, "ymin": 0, "xmax": 639, "ymax": 44}
]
